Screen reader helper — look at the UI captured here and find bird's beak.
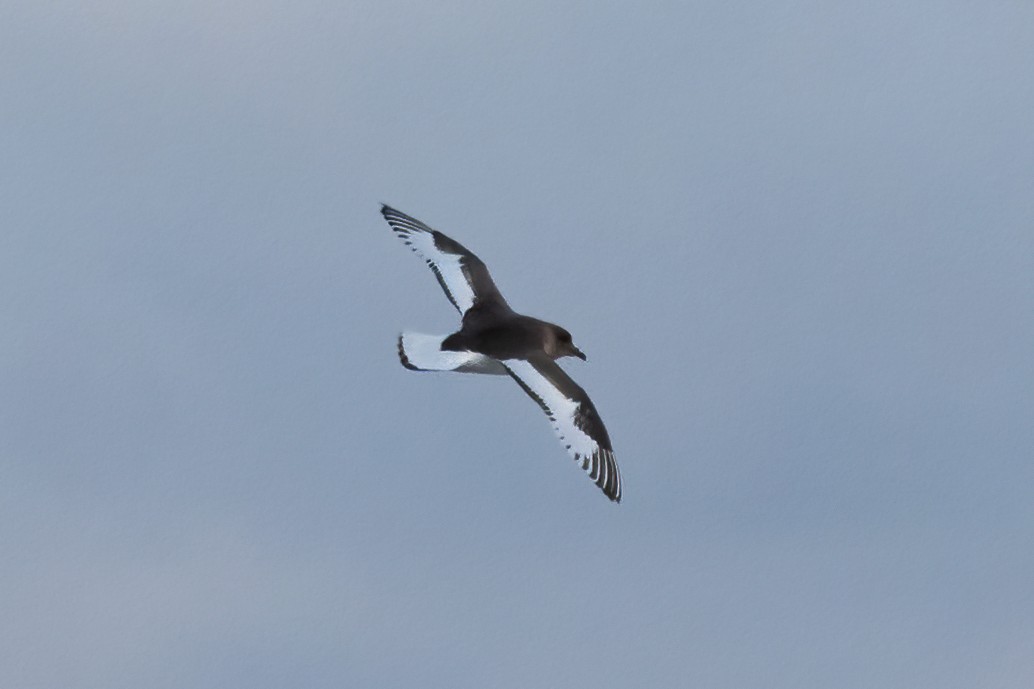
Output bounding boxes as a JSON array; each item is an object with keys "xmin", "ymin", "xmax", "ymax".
[{"xmin": 571, "ymin": 346, "xmax": 587, "ymax": 361}]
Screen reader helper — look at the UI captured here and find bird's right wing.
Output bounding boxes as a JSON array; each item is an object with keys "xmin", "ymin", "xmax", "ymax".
[
  {"xmin": 501, "ymin": 353, "xmax": 621, "ymax": 502},
  {"xmin": 381, "ymin": 205, "xmax": 509, "ymax": 316}
]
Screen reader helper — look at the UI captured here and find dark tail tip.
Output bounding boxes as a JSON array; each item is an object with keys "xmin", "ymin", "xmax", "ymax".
[{"xmin": 397, "ymin": 334, "xmax": 420, "ymax": 371}]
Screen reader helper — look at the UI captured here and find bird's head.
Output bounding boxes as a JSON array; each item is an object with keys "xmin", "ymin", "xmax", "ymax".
[{"xmin": 554, "ymin": 327, "xmax": 587, "ymax": 361}]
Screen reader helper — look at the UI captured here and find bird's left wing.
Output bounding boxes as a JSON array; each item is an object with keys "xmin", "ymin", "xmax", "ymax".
[
  {"xmin": 501, "ymin": 353, "xmax": 621, "ymax": 502},
  {"xmin": 381, "ymin": 205, "xmax": 509, "ymax": 315}
]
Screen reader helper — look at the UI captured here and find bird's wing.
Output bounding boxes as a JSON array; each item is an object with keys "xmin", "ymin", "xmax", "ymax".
[
  {"xmin": 381, "ymin": 205, "xmax": 509, "ymax": 316},
  {"xmin": 500, "ymin": 353, "xmax": 621, "ymax": 502}
]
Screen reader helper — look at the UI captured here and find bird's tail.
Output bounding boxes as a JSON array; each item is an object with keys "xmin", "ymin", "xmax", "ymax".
[
  {"xmin": 397, "ymin": 332, "xmax": 507, "ymax": 375},
  {"xmin": 397, "ymin": 332, "xmax": 450, "ymax": 371}
]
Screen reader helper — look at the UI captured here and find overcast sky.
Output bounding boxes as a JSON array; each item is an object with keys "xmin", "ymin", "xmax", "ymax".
[{"xmin": 3, "ymin": 1, "xmax": 1034, "ymax": 687}]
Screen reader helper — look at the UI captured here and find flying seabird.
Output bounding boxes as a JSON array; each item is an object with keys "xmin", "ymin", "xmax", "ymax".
[{"xmin": 381, "ymin": 205, "xmax": 622, "ymax": 502}]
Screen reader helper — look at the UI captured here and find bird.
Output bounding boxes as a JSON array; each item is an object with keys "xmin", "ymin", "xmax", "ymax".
[{"xmin": 381, "ymin": 204, "xmax": 621, "ymax": 502}]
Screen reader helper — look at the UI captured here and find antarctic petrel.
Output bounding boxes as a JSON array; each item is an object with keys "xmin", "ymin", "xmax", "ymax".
[{"xmin": 381, "ymin": 205, "xmax": 622, "ymax": 502}]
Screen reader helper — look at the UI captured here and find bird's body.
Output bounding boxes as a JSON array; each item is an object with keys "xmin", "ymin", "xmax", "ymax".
[
  {"xmin": 381, "ymin": 205, "xmax": 621, "ymax": 502},
  {"xmin": 445, "ymin": 312, "xmax": 576, "ymax": 361}
]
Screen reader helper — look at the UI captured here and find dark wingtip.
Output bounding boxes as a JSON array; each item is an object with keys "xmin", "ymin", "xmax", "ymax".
[{"xmin": 601, "ymin": 451, "xmax": 621, "ymax": 503}]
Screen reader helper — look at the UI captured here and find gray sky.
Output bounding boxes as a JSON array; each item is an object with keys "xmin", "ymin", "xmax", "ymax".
[{"xmin": 3, "ymin": 1, "xmax": 1033, "ymax": 687}]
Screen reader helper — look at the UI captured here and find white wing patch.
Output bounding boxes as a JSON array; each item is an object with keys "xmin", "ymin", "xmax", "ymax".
[
  {"xmin": 383, "ymin": 209, "xmax": 475, "ymax": 314},
  {"xmin": 502, "ymin": 358, "xmax": 621, "ymax": 502}
]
